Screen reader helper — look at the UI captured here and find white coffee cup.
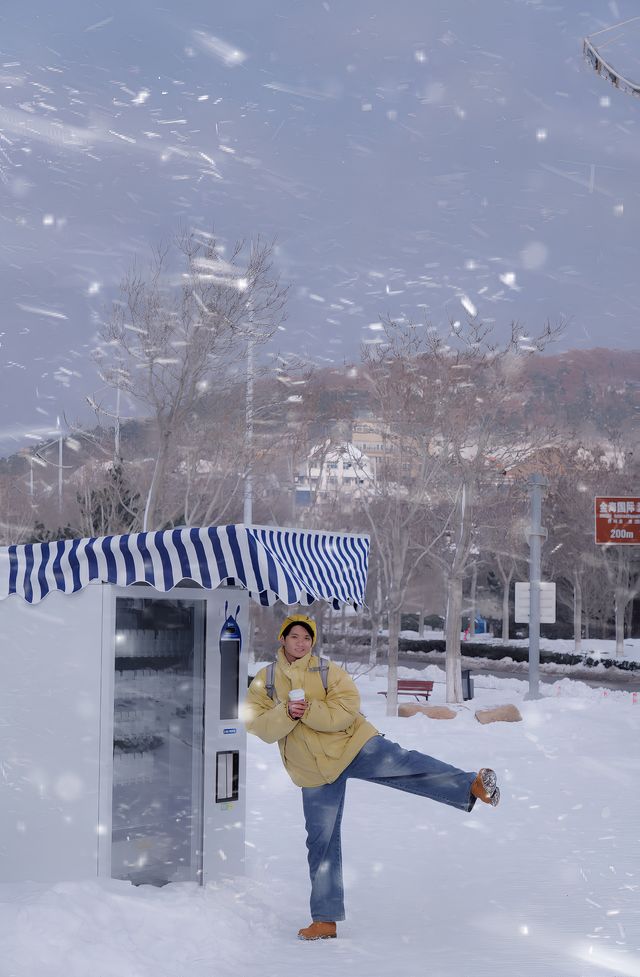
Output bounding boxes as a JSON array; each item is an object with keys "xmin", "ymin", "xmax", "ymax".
[{"xmin": 288, "ymin": 688, "xmax": 305, "ymax": 702}]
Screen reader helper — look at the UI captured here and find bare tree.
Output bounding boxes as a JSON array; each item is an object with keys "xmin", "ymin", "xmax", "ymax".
[
  {"xmin": 0, "ymin": 472, "xmax": 38, "ymax": 545},
  {"xmin": 605, "ymin": 544, "xmax": 640, "ymax": 654},
  {"xmin": 476, "ymin": 480, "xmax": 529, "ymax": 643},
  {"xmin": 593, "ymin": 443, "xmax": 640, "ymax": 655},
  {"xmin": 545, "ymin": 441, "xmax": 640, "ymax": 655},
  {"xmin": 353, "ymin": 349, "xmax": 452, "ymax": 714},
  {"xmin": 361, "ymin": 317, "xmax": 563, "ymax": 706},
  {"xmin": 96, "ymin": 228, "xmax": 287, "ymax": 531},
  {"xmin": 544, "ymin": 449, "xmax": 600, "ymax": 654},
  {"xmin": 74, "ymin": 460, "xmax": 140, "ymax": 537}
]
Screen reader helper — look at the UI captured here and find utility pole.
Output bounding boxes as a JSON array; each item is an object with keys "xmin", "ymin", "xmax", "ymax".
[
  {"xmin": 114, "ymin": 384, "xmax": 121, "ymax": 463},
  {"xmin": 243, "ymin": 336, "xmax": 254, "ymax": 525},
  {"xmin": 57, "ymin": 417, "xmax": 63, "ymax": 514},
  {"xmin": 525, "ymin": 473, "xmax": 548, "ymax": 700}
]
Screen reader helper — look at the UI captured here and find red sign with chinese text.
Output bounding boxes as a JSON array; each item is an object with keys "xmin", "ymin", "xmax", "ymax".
[{"xmin": 594, "ymin": 497, "xmax": 640, "ymax": 544}]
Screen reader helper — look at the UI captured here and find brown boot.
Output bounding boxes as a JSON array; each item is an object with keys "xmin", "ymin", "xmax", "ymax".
[
  {"xmin": 471, "ymin": 767, "xmax": 500, "ymax": 806},
  {"xmin": 297, "ymin": 921, "xmax": 337, "ymax": 941}
]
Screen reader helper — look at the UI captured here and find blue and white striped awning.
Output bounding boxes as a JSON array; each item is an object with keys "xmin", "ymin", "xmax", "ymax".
[{"xmin": 0, "ymin": 525, "xmax": 370, "ymax": 608}]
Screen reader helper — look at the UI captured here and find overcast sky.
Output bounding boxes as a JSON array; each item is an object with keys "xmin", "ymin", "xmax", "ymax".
[{"xmin": 0, "ymin": 0, "xmax": 638, "ymax": 454}]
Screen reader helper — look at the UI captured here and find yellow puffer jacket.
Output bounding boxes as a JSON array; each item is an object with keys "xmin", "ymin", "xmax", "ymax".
[{"xmin": 243, "ymin": 649, "xmax": 378, "ymax": 788}]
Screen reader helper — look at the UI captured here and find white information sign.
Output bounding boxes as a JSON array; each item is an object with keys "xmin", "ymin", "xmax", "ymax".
[{"xmin": 514, "ymin": 581, "xmax": 556, "ymax": 624}]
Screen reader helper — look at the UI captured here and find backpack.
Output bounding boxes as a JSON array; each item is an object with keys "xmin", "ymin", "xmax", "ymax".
[{"xmin": 265, "ymin": 657, "xmax": 330, "ymax": 701}]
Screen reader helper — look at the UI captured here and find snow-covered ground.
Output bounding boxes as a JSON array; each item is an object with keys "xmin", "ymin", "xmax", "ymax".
[{"xmin": 1, "ymin": 662, "xmax": 639, "ymax": 977}]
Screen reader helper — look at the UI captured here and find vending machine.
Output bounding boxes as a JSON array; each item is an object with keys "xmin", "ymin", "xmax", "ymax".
[
  {"xmin": 0, "ymin": 524, "xmax": 369, "ymax": 886},
  {"xmin": 0, "ymin": 582, "xmax": 248, "ymax": 885},
  {"xmin": 101, "ymin": 585, "xmax": 249, "ymax": 886}
]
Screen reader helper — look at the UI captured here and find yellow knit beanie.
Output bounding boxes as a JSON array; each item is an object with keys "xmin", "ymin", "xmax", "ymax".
[{"xmin": 278, "ymin": 613, "xmax": 317, "ymax": 646}]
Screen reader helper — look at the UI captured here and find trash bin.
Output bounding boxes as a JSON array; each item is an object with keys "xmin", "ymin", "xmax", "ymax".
[{"xmin": 461, "ymin": 668, "xmax": 474, "ymax": 701}]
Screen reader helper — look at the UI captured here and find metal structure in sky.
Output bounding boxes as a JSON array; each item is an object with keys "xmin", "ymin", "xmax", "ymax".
[{"xmin": 583, "ymin": 17, "xmax": 640, "ymax": 98}]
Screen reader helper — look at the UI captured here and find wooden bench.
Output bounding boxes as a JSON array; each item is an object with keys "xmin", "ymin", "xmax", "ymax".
[{"xmin": 378, "ymin": 679, "xmax": 434, "ymax": 701}]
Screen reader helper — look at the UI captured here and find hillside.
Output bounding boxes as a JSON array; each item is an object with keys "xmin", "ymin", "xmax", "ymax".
[
  {"xmin": 524, "ymin": 348, "xmax": 640, "ymax": 435},
  {"xmin": 2, "ymin": 346, "xmax": 638, "ymax": 489}
]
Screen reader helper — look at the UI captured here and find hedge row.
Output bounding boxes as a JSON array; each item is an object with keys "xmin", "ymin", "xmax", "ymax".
[
  {"xmin": 325, "ymin": 632, "xmax": 640, "ymax": 673},
  {"xmin": 397, "ymin": 637, "xmax": 640, "ymax": 672}
]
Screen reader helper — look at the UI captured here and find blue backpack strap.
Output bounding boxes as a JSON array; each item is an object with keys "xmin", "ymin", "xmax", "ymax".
[{"xmin": 265, "ymin": 661, "xmax": 276, "ymax": 700}]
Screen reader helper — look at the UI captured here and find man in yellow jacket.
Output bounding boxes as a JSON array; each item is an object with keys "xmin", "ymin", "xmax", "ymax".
[{"xmin": 244, "ymin": 613, "xmax": 500, "ymax": 941}]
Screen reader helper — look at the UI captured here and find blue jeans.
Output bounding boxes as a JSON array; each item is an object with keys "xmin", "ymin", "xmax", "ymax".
[{"xmin": 301, "ymin": 734, "xmax": 477, "ymax": 922}]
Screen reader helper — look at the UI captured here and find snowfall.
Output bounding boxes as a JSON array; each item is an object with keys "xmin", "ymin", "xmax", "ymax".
[{"xmin": 1, "ymin": 643, "xmax": 639, "ymax": 977}]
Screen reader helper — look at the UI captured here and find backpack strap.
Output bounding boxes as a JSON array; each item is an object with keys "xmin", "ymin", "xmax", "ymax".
[
  {"xmin": 265, "ymin": 661, "xmax": 276, "ymax": 700},
  {"xmin": 267, "ymin": 656, "xmax": 330, "ymax": 700},
  {"xmin": 308, "ymin": 657, "xmax": 330, "ymax": 693}
]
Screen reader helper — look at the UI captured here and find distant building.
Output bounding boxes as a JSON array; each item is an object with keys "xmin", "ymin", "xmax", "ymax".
[
  {"xmin": 350, "ymin": 412, "xmax": 389, "ymax": 479},
  {"xmin": 294, "ymin": 441, "xmax": 375, "ymax": 508},
  {"xmin": 350, "ymin": 410, "xmax": 419, "ymax": 482}
]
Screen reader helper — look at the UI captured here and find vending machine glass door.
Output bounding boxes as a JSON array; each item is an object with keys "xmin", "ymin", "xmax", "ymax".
[{"xmin": 111, "ymin": 596, "xmax": 205, "ymax": 885}]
